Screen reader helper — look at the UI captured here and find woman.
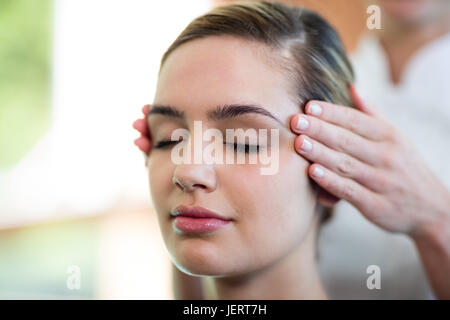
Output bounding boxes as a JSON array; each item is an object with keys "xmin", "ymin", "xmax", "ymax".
[
  {"xmin": 143, "ymin": 1, "xmax": 353, "ymax": 299},
  {"xmin": 133, "ymin": 1, "xmax": 450, "ymax": 299}
]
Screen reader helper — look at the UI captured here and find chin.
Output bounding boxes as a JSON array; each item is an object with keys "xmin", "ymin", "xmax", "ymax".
[{"xmin": 171, "ymin": 237, "xmax": 234, "ymax": 277}]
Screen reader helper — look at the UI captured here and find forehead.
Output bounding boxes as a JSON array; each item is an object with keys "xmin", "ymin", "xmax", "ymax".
[{"xmin": 154, "ymin": 36, "xmax": 299, "ymax": 121}]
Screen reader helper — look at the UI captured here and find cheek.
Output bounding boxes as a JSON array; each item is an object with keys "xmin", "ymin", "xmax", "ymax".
[
  {"xmin": 148, "ymin": 153, "xmax": 182, "ymax": 262},
  {"xmin": 148, "ymin": 153, "xmax": 174, "ymax": 214},
  {"xmin": 217, "ymin": 147, "xmax": 316, "ymax": 261}
]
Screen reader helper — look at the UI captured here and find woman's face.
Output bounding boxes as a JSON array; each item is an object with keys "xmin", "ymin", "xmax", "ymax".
[{"xmin": 148, "ymin": 36, "xmax": 318, "ymax": 277}]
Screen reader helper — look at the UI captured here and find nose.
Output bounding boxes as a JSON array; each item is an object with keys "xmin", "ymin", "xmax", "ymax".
[{"xmin": 172, "ymin": 163, "xmax": 217, "ymax": 193}]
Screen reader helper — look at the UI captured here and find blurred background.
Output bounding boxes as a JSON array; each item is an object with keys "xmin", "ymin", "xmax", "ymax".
[{"xmin": 0, "ymin": 0, "xmax": 369, "ymax": 299}]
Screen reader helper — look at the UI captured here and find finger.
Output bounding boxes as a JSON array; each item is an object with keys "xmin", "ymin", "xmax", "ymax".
[
  {"xmin": 290, "ymin": 114, "xmax": 381, "ymax": 166},
  {"xmin": 294, "ymin": 134, "xmax": 386, "ymax": 192},
  {"xmin": 304, "ymin": 100, "xmax": 391, "ymax": 141},
  {"xmin": 133, "ymin": 118, "xmax": 149, "ymax": 136},
  {"xmin": 142, "ymin": 104, "xmax": 151, "ymax": 117},
  {"xmin": 308, "ymin": 163, "xmax": 381, "ymax": 215},
  {"xmin": 134, "ymin": 135, "xmax": 152, "ymax": 155}
]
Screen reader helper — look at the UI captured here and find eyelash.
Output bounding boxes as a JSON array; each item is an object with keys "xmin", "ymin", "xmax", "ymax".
[
  {"xmin": 154, "ymin": 139, "xmax": 261, "ymax": 153},
  {"xmin": 224, "ymin": 142, "xmax": 260, "ymax": 153},
  {"xmin": 154, "ymin": 140, "xmax": 179, "ymax": 149}
]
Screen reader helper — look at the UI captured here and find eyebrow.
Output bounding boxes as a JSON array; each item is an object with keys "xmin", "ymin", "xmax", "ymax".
[{"xmin": 148, "ymin": 104, "xmax": 283, "ymax": 125}]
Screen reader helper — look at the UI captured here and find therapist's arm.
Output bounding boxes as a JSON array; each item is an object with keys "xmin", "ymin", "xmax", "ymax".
[
  {"xmin": 289, "ymin": 86, "xmax": 450, "ymax": 299},
  {"xmin": 412, "ymin": 196, "xmax": 450, "ymax": 299}
]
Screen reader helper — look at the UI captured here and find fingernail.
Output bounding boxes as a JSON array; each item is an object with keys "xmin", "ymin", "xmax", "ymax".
[
  {"xmin": 308, "ymin": 103, "xmax": 322, "ymax": 116},
  {"xmin": 296, "ymin": 116, "xmax": 309, "ymax": 131},
  {"xmin": 312, "ymin": 166, "xmax": 324, "ymax": 178},
  {"xmin": 300, "ymin": 137, "xmax": 312, "ymax": 152}
]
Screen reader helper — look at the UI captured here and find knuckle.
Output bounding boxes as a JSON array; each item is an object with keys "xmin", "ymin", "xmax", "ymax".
[
  {"xmin": 336, "ymin": 156, "xmax": 354, "ymax": 177},
  {"xmin": 374, "ymin": 172, "xmax": 392, "ymax": 192},
  {"xmin": 341, "ymin": 183, "xmax": 356, "ymax": 200},
  {"xmin": 337, "ymin": 132, "xmax": 353, "ymax": 152},
  {"xmin": 377, "ymin": 143, "xmax": 393, "ymax": 168},
  {"xmin": 379, "ymin": 152, "xmax": 393, "ymax": 167},
  {"xmin": 346, "ymin": 111, "xmax": 359, "ymax": 132},
  {"xmin": 379, "ymin": 144, "xmax": 398, "ymax": 168},
  {"xmin": 385, "ymin": 125, "xmax": 400, "ymax": 143},
  {"xmin": 348, "ymin": 121, "xmax": 360, "ymax": 135},
  {"xmin": 390, "ymin": 173, "xmax": 407, "ymax": 194},
  {"xmin": 377, "ymin": 173, "xmax": 390, "ymax": 189}
]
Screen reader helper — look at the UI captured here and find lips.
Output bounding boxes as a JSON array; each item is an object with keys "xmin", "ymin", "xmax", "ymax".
[{"xmin": 171, "ymin": 205, "xmax": 232, "ymax": 234}]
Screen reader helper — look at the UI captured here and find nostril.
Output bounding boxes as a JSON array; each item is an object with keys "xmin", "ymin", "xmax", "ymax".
[{"xmin": 193, "ymin": 184, "xmax": 207, "ymax": 189}]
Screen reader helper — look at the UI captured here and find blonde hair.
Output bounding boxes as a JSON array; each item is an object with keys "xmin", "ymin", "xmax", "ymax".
[{"xmin": 159, "ymin": 1, "xmax": 356, "ymax": 223}]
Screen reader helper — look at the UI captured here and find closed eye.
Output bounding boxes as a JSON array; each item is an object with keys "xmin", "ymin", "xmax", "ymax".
[
  {"xmin": 154, "ymin": 139, "xmax": 182, "ymax": 149},
  {"xmin": 154, "ymin": 140, "xmax": 262, "ymax": 153}
]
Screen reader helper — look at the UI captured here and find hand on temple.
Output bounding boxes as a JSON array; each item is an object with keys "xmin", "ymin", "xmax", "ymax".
[{"xmin": 289, "ymin": 86, "xmax": 450, "ymax": 299}]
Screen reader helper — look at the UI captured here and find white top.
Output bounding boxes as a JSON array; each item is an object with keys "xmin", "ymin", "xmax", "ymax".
[{"xmin": 318, "ymin": 33, "xmax": 450, "ymax": 299}]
